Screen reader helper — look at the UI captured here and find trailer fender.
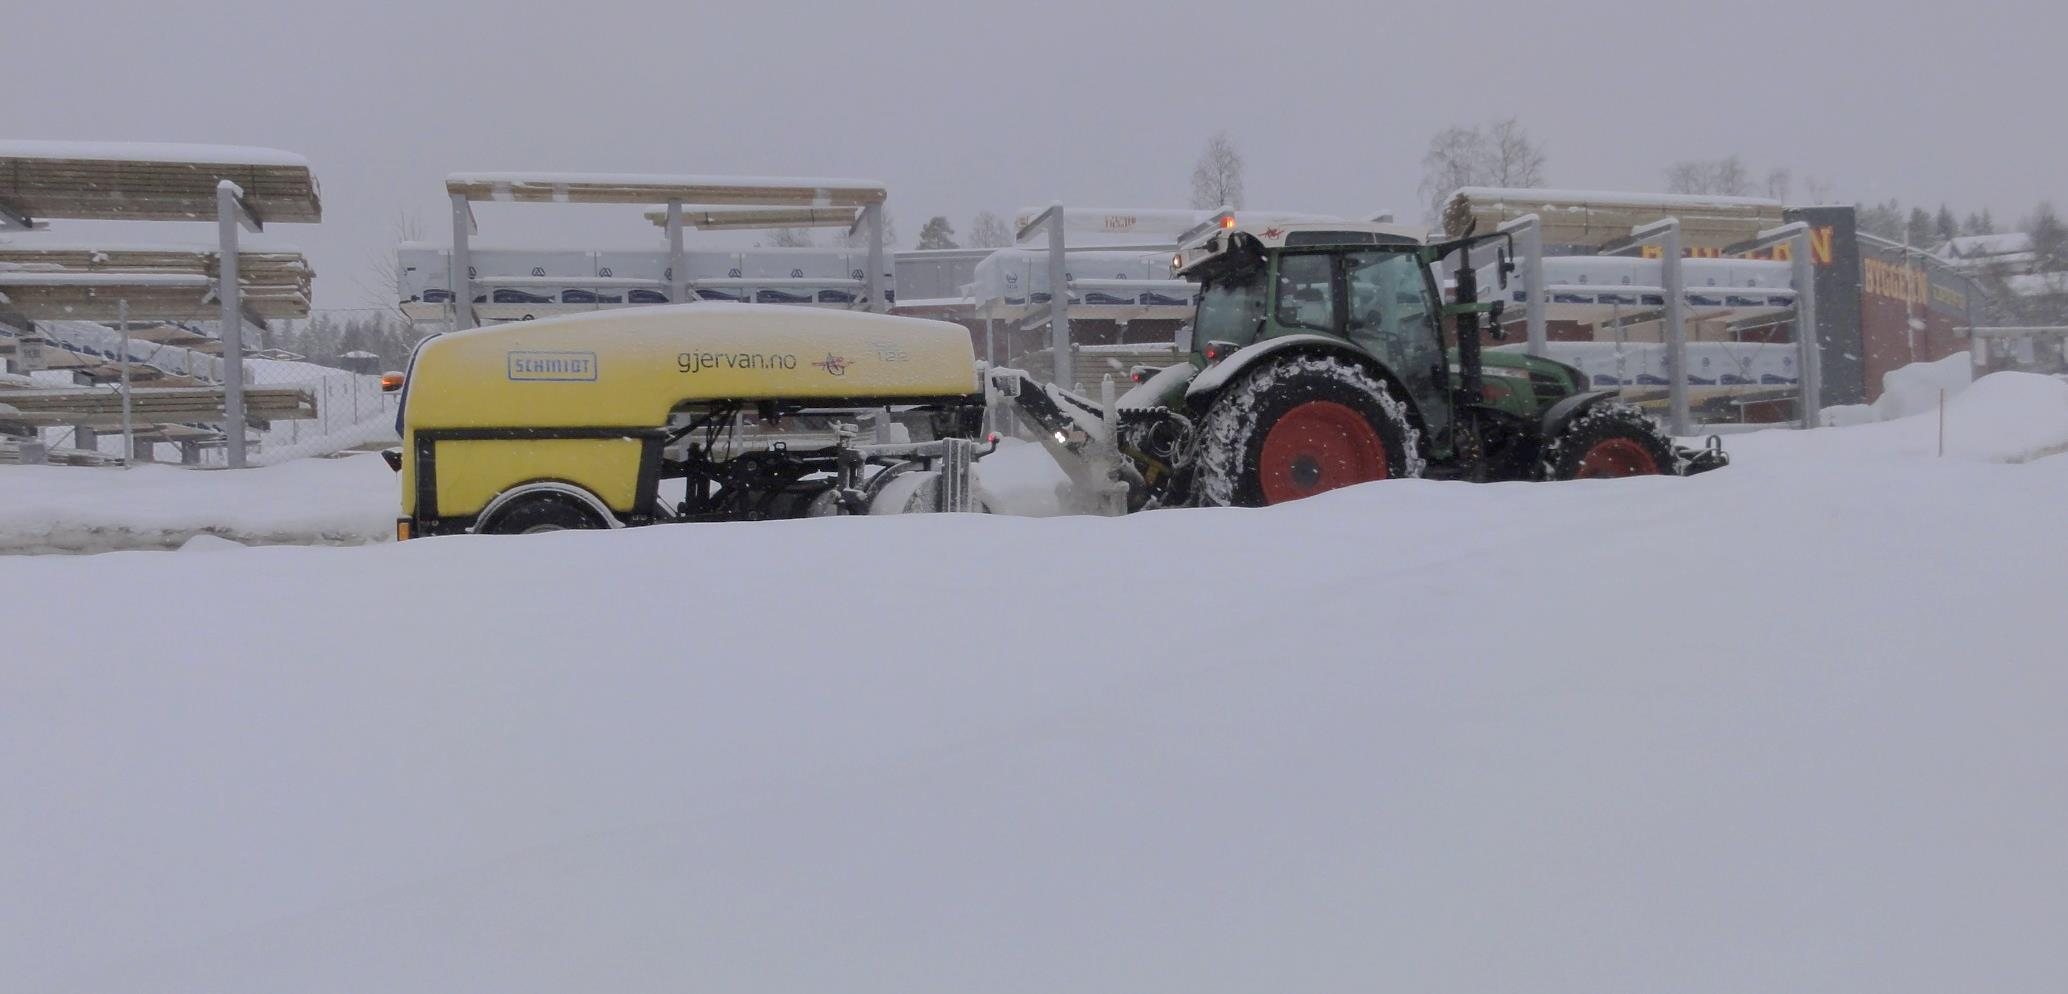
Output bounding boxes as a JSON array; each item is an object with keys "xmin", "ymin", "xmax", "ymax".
[
  {"xmin": 475, "ymin": 481, "xmax": 625, "ymax": 533},
  {"xmin": 1538, "ymin": 389, "xmax": 1624, "ymax": 441}
]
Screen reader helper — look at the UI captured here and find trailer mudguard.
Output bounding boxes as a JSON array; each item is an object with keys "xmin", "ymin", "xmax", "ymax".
[{"xmin": 1538, "ymin": 389, "xmax": 1622, "ymax": 441}]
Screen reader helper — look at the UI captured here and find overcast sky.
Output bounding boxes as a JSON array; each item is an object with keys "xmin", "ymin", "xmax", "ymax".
[{"xmin": 3, "ymin": 0, "xmax": 2057, "ymax": 311}]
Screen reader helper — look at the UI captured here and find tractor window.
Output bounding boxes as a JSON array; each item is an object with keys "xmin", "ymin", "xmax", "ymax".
[
  {"xmin": 1274, "ymin": 253, "xmax": 1337, "ymax": 333},
  {"xmin": 1345, "ymin": 249, "xmax": 1449, "ymax": 432},
  {"xmin": 1194, "ymin": 267, "xmax": 1268, "ymax": 347}
]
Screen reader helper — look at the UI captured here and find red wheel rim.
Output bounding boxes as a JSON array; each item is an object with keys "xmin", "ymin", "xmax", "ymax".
[
  {"xmin": 1258, "ymin": 400, "xmax": 1388, "ymax": 504},
  {"xmin": 1574, "ymin": 437, "xmax": 1661, "ymax": 478}
]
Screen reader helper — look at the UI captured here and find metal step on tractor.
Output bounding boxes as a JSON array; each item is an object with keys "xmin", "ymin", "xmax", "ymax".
[{"xmin": 994, "ymin": 219, "xmax": 1729, "ymax": 514}]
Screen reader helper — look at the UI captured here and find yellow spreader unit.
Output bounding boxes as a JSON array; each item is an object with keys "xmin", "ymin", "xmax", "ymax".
[{"xmin": 394, "ymin": 304, "xmax": 985, "ymax": 537}]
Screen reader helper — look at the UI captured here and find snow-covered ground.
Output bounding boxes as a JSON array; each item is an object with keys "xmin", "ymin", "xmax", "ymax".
[
  {"xmin": 2, "ymin": 375, "xmax": 2065, "ymax": 992},
  {"xmin": 0, "ymin": 454, "xmax": 394, "ymax": 553}
]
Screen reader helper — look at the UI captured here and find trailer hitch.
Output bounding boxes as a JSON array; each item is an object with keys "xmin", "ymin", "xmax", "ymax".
[{"xmin": 1677, "ymin": 434, "xmax": 1731, "ymax": 476}]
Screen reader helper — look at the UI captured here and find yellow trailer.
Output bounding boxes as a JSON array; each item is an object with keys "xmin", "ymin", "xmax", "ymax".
[{"xmin": 388, "ymin": 303, "xmax": 988, "ymax": 538}]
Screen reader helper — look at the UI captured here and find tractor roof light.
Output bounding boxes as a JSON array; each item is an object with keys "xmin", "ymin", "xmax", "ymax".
[
  {"xmin": 1220, "ymin": 214, "xmax": 1237, "ymax": 229},
  {"xmin": 380, "ymin": 371, "xmax": 405, "ymax": 392}
]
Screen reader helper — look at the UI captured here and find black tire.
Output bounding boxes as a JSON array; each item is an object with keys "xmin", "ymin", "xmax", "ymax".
[
  {"xmin": 1192, "ymin": 353, "xmax": 1423, "ymax": 507},
  {"xmin": 1542, "ymin": 404, "xmax": 1676, "ymax": 481},
  {"xmin": 478, "ymin": 492, "xmax": 608, "ymax": 535}
]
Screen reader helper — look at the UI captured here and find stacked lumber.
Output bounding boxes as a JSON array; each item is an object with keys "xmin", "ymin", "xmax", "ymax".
[
  {"xmin": 0, "ymin": 155, "xmax": 321, "ymax": 223},
  {"xmin": 0, "ymin": 244, "xmax": 313, "ymax": 321},
  {"xmin": 0, "ymin": 385, "xmax": 314, "ymax": 428},
  {"xmin": 1442, "ymin": 188, "xmax": 1787, "ymax": 251}
]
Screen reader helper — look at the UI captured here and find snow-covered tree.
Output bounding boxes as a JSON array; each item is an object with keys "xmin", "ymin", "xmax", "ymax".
[
  {"xmin": 967, "ymin": 210, "xmax": 1011, "ymax": 248},
  {"xmin": 1906, "ymin": 207, "xmax": 1935, "ymax": 247},
  {"xmin": 916, "ymin": 216, "xmax": 959, "ymax": 250},
  {"xmin": 1857, "ymin": 199, "xmax": 1905, "ymax": 241},
  {"xmin": 1189, "ymin": 131, "xmax": 1246, "ymax": 211},
  {"xmin": 2027, "ymin": 203, "xmax": 2068, "ymax": 272},
  {"xmin": 1934, "ymin": 205, "xmax": 1960, "ymax": 244}
]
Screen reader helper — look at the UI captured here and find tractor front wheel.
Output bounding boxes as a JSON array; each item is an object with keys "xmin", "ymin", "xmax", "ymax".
[
  {"xmin": 1542, "ymin": 404, "xmax": 1675, "ymax": 481},
  {"xmin": 1192, "ymin": 354, "xmax": 1422, "ymax": 507}
]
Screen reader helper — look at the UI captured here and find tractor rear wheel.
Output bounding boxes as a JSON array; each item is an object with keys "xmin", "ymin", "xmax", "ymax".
[
  {"xmin": 1193, "ymin": 354, "xmax": 1422, "ymax": 507},
  {"xmin": 1543, "ymin": 404, "xmax": 1675, "ymax": 481}
]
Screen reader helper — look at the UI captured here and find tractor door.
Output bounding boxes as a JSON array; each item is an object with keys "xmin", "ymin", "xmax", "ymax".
[{"xmin": 1343, "ymin": 250, "xmax": 1451, "ymax": 440}]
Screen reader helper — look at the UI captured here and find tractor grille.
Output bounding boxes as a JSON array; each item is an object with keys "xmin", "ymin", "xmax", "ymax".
[{"xmin": 1529, "ymin": 370, "xmax": 1567, "ymax": 407}]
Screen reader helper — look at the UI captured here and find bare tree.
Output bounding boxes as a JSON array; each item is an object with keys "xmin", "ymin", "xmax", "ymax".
[
  {"xmin": 1764, "ymin": 167, "xmax": 1793, "ymax": 203},
  {"xmin": 1664, "ymin": 156, "xmax": 1753, "ymax": 196},
  {"xmin": 1416, "ymin": 119, "xmax": 1547, "ymax": 224},
  {"xmin": 1803, "ymin": 175, "xmax": 1834, "ymax": 206},
  {"xmin": 1485, "ymin": 118, "xmax": 1546, "ymax": 187},
  {"xmin": 1418, "ymin": 126, "xmax": 1491, "ymax": 223},
  {"xmin": 359, "ymin": 209, "xmax": 426, "ymax": 314},
  {"xmin": 967, "ymin": 210, "xmax": 1011, "ymax": 248},
  {"xmin": 831, "ymin": 213, "xmax": 898, "ymax": 250},
  {"xmin": 1189, "ymin": 131, "xmax": 1246, "ymax": 210},
  {"xmin": 765, "ymin": 227, "xmax": 815, "ymax": 248}
]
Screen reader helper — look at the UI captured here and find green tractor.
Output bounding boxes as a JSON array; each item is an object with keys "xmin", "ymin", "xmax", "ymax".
[{"xmin": 996, "ymin": 220, "xmax": 1727, "ymax": 511}]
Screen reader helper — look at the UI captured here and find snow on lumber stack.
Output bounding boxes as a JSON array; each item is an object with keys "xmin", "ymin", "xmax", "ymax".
[
  {"xmin": 444, "ymin": 172, "xmax": 887, "ymax": 207},
  {"xmin": 1444, "ymin": 187, "xmax": 1785, "ymax": 249}
]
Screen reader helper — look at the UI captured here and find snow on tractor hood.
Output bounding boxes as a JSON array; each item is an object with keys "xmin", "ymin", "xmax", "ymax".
[{"xmin": 402, "ymin": 303, "xmax": 977, "ymax": 431}]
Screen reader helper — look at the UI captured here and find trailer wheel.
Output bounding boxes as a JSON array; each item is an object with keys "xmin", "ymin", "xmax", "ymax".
[
  {"xmin": 1543, "ymin": 404, "xmax": 1674, "ymax": 480},
  {"xmin": 478, "ymin": 492, "xmax": 608, "ymax": 534},
  {"xmin": 1193, "ymin": 354, "xmax": 1422, "ymax": 507}
]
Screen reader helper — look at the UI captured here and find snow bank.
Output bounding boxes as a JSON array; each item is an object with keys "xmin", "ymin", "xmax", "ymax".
[
  {"xmin": 1872, "ymin": 353, "xmax": 1975, "ymax": 421},
  {"xmin": 974, "ymin": 437, "xmax": 1068, "ymax": 516},
  {"xmin": 2, "ymin": 425, "xmax": 2065, "ymax": 992},
  {"xmin": 1740, "ymin": 371, "xmax": 2068, "ymax": 467},
  {"xmin": 1821, "ymin": 354, "xmax": 1976, "ymax": 426},
  {"xmin": 0, "ymin": 455, "xmax": 393, "ymax": 554}
]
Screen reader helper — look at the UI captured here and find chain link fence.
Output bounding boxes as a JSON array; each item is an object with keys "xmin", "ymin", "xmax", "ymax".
[{"xmin": 3, "ymin": 317, "xmax": 402, "ymax": 468}]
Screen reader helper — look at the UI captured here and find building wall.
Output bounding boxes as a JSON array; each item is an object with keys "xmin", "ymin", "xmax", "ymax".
[{"xmin": 1855, "ymin": 240, "xmax": 1978, "ymax": 401}]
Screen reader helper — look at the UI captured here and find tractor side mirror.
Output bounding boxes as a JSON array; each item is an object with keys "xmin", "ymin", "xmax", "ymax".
[{"xmin": 1497, "ymin": 248, "xmax": 1515, "ymax": 289}]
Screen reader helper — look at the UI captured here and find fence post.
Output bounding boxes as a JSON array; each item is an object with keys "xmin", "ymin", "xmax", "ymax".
[
  {"xmin": 118, "ymin": 298, "xmax": 135, "ymax": 466},
  {"xmin": 218, "ymin": 182, "xmax": 248, "ymax": 468}
]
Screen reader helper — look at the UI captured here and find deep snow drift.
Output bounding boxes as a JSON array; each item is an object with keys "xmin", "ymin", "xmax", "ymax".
[{"xmin": 2, "ymin": 377, "xmax": 2066, "ymax": 993}]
